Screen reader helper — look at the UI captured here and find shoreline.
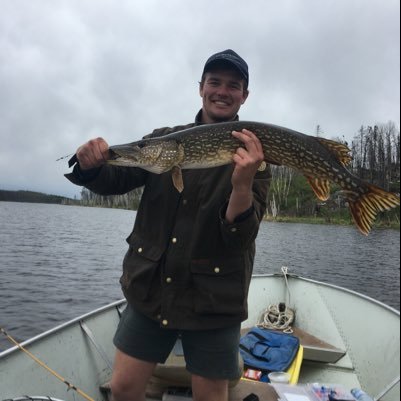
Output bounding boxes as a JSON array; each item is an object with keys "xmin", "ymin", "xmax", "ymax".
[{"xmin": 263, "ymin": 215, "xmax": 400, "ymax": 231}]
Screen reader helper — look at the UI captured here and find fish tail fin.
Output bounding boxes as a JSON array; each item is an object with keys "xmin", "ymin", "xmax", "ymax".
[{"xmin": 346, "ymin": 184, "xmax": 400, "ymax": 235}]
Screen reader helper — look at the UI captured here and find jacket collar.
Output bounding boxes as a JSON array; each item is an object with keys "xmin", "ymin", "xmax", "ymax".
[{"xmin": 194, "ymin": 109, "xmax": 240, "ymax": 126}]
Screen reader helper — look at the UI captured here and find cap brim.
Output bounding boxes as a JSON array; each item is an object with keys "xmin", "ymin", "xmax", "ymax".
[{"xmin": 204, "ymin": 59, "xmax": 248, "ymax": 82}]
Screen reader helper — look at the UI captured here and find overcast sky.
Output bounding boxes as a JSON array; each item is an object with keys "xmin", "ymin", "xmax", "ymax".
[{"xmin": 0, "ymin": 0, "xmax": 399, "ymax": 198}]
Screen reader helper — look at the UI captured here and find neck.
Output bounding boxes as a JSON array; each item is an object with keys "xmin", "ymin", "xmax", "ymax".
[{"xmin": 198, "ymin": 110, "xmax": 239, "ymax": 124}]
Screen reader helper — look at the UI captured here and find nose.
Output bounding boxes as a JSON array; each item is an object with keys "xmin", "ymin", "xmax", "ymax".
[{"xmin": 216, "ymin": 84, "xmax": 230, "ymax": 97}]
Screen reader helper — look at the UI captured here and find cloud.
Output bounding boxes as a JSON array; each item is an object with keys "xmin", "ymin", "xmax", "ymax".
[{"xmin": 0, "ymin": 0, "xmax": 399, "ymax": 197}]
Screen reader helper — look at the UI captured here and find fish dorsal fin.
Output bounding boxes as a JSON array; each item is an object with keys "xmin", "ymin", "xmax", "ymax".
[
  {"xmin": 306, "ymin": 175, "xmax": 331, "ymax": 201},
  {"xmin": 316, "ymin": 138, "xmax": 352, "ymax": 167}
]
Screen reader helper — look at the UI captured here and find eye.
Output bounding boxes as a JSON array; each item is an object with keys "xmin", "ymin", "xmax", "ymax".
[
  {"xmin": 231, "ymin": 84, "xmax": 241, "ymax": 90},
  {"xmin": 207, "ymin": 79, "xmax": 220, "ymax": 87}
]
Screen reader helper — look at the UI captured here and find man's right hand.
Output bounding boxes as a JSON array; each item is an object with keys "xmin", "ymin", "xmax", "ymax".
[{"xmin": 76, "ymin": 137, "xmax": 110, "ymax": 170}]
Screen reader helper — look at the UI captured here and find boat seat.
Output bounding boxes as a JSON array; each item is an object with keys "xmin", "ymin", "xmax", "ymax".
[
  {"xmin": 152, "ymin": 338, "xmax": 243, "ymax": 388},
  {"xmin": 100, "ymin": 378, "xmax": 169, "ymax": 400},
  {"xmin": 241, "ymin": 327, "xmax": 346, "ymax": 364},
  {"xmin": 291, "ymin": 327, "xmax": 346, "ymax": 363}
]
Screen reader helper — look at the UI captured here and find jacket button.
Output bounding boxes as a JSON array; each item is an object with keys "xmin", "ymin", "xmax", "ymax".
[
  {"xmin": 214, "ymin": 267, "xmax": 220, "ymax": 274},
  {"xmin": 172, "ymin": 238, "xmax": 177, "ymax": 244},
  {"xmin": 166, "ymin": 277, "xmax": 172, "ymax": 284},
  {"xmin": 231, "ymin": 227, "xmax": 237, "ymax": 233},
  {"xmin": 258, "ymin": 161, "xmax": 267, "ymax": 171},
  {"xmin": 138, "ymin": 247, "xmax": 143, "ymax": 253}
]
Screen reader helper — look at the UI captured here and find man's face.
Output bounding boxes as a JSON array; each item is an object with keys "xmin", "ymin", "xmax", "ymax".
[{"xmin": 199, "ymin": 68, "xmax": 249, "ymax": 124}]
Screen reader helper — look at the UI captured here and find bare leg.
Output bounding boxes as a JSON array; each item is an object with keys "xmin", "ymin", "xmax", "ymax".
[
  {"xmin": 192, "ymin": 374, "xmax": 229, "ymax": 401},
  {"xmin": 110, "ymin": 349, "xmax": 157, "ymax": 401}
]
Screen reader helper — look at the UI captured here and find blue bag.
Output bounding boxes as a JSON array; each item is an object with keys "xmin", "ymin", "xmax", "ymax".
[{"xmin": 239, "ymin": 327, "xmax": 300, "ymax": 373}]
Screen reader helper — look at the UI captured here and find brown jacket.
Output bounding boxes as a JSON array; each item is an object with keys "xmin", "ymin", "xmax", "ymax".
[{"xmin": 66, "ymin": 114, "xmax": 271, "ymax": 330}]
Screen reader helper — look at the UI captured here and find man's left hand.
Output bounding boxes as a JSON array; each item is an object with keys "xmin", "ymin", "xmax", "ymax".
[
  {"xmin": 231, "ymin": 129, "xmax": 265, "ymax": 190},
  {"xmin": 224, "ymin": 129, "xmax": 265, "ymax": 224}
]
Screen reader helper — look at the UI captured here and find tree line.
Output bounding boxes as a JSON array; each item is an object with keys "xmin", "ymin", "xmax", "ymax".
[
  {"xmin": 0, "ymin": 189, "xmax": 72, "ymax": 204},
  {"xmin": 78, "ymin": 121, "xmax": 400, "ymax": 224}
]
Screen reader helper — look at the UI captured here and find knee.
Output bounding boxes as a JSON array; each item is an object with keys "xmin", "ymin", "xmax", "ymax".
[
  {"xmin": 110, "ymin": 376, "xmax": 145, "ymax": 401},
  {"xmin": 192, "ymin": 375, "xmax": 229, "ymax": 401},
  {"xmin": 110, "ymin": 349, "xmax": 156, "ymax": 401}
]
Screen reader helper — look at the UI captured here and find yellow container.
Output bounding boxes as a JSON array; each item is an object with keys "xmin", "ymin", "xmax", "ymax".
[{"xmin": 286, "ymin": 345, "xmax": 304, "ymax": 384}]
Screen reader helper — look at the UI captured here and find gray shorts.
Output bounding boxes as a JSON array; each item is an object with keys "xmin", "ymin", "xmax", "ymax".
[{"xmin": 113, "ymin": 306, "xmax": 242, "ymax": 380}]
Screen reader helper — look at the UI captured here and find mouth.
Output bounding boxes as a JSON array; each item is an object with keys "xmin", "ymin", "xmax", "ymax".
[{"xmin": 212, "ymin": 100, "xmax": 231, "ymax": 107}]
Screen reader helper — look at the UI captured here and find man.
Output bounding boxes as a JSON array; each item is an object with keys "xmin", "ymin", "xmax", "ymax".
[{"xmin": 66, "ymin": 49, "xmax": 270, "ymax": 401}]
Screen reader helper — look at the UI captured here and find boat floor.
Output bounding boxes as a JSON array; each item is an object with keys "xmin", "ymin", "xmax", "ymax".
[{"xmin": 101, "ymin": 379, "xmax": 279, "ymax": 401}]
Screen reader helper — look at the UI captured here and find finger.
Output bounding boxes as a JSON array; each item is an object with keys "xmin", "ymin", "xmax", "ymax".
[
  {"xmin": 235, "ymin": 147, "xmax": 249, "ymax": 160},
  {"xmin": 76, "ymin": 149, "xmax": 94, "ymax": 170},
  {"xmin": 77, "ymin": 138, "xmax": 109, "ymax": 169},
  {"xmin": 85, "ymin": 138, "xmax": 106, "ymax": 162},
  {"xmin": 92, "ymin": 138, "xmax": 110, "ymax": 162},
  {"xmin": 241, "ymin": 129, "xmax": 263, "ymax": 153},
  {"xmin": 232, "ymin": 152, "xmax": 246, "ymax": 166},
  {"xmin": 232, "ymin": 129, "xmax": 256, "ymax": 142},
  {"xmin": 232, "ymin": 130, "xmax": 262, "ymax": 154},
  {"xmin": 233, "ymin": 135, "xmax": 264, "ymax": 167}
]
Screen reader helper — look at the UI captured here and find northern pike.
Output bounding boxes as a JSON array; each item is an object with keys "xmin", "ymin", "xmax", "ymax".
[{"xmin": 107, "ymin": 121, "xmax": 400, "ymax": 235}]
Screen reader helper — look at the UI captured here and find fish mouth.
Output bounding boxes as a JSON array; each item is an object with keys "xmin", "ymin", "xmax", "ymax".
[{"xmin": 108, "ymin": 144, "xmax": 140, "ymax": 164}]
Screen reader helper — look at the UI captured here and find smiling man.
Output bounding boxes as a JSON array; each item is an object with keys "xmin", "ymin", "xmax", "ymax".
[
  {"xmin": 66, "ymin": 49, "xmax": 271, "ymax": 401},
  {"xmin": 199, "ymin": 50, "xmax": 249, "ymax": 124}
]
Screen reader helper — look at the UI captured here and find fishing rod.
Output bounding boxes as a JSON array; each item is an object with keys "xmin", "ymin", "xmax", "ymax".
[{"xmin": 0, "ymin": 327, "xmax": 96, "ymax": 401}]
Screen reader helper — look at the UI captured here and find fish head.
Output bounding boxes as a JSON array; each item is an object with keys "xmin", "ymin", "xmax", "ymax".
[{"xmin": 107, "ymin": 139, "xmax": 183, "ymax": 174}]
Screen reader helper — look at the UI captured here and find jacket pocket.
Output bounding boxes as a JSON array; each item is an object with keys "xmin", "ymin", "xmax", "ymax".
[
  {"xmin": 120, "ymin": 232, "xmax": 165, "ymax": 301},
  {"xmin": 190, "ymin": 256, "xmax": 247, "ymax": 316}
]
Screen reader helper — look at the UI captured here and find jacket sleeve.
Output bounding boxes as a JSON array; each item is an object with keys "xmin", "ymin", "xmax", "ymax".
[
  {"xmin": 219, "ymin": 167, "xmax": 271, "ymax": 250},
  {"xmin": 65, "ymin": 163, "xmax": 148, "ymax": 195}
]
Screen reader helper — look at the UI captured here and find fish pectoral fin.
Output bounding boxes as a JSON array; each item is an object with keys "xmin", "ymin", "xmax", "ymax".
[
  {"xmin": 306, "ymin": 175, "xmax": 331, "ymax": 201},
  {"xmin": 172, "ymin": 166, "xmax": 184, "ymax": 193},
  {"xmin": 316, "ymin": 138, "xmax": 352, "ymax": 167}
]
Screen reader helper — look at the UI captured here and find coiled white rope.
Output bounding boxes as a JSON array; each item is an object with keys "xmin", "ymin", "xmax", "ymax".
[{"xmin": 258, "ymin": 267, "xmax": 295, "ymax": 333}]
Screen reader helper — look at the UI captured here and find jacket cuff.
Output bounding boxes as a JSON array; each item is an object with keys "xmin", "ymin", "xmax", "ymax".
[
  {"xmin": 219, "ymin": 203, "xmax": 260, "ymax": 249},
  {"xmin": 65, "ymin": 162, "xmax": 102, "ymax": 186}
]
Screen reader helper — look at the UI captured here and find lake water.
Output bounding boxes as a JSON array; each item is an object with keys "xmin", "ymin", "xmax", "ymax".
[{"xmin": 0, "ymin": 202, "xmax": 399, "ymax": 352}]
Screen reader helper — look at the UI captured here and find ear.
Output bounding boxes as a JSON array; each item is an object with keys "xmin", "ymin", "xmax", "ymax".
[
  {"xmin": 241, "ymin": 89, "xmax": 249, "ymax": 104},
  {"xmin": 199, "ymin": 81, "xmax": 204, "ymax": 97}
]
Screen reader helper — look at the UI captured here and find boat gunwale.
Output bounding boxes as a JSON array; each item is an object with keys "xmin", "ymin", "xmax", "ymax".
[
  {"xmin": 1, "ymin": 273, "xmax": 399, "ymax": 360},
  {"xmin": 277, "ymin": 272, "xmax": 400, "ymax": 315},
  {"xmin": 0, "ymin": 299, "xmax": 126, "ymax": 358}
]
